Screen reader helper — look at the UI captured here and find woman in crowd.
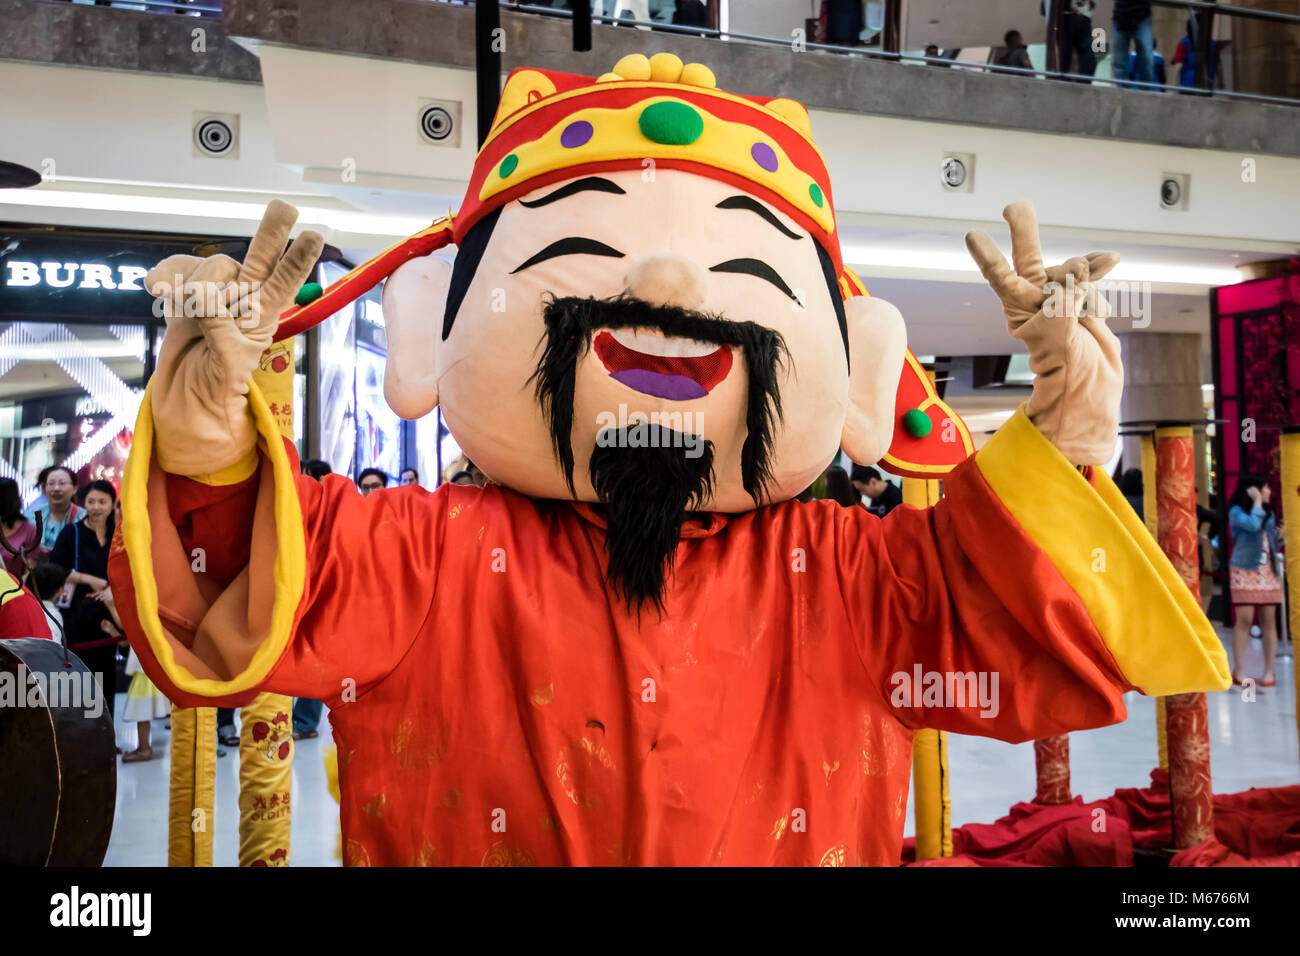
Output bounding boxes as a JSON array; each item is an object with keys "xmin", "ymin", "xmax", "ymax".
[
  {"xmin": 822, "ymin": 465, "xmax": 861, "ymax": 507},
  {"xmin": 1227, "ymin": 474, "xmax": 1282, "ymax": 687},
  {"xmin": 26, "ymin": 465, "xmax": 82, "ymax": 550},
  {"xmin": 0, "ymin": 478, "xmax": 39, "ymax": 580},
  {"xmin": 48, "ymin": 479, "xmax": 121, "ymax": 715}
]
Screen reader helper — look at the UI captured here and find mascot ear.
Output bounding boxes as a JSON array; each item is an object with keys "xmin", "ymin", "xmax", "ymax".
[
  {"xmin": 840, "ymin": 295, "xmax": 907, "ymax": 467},
  {"xmin": 382, "ymin": 256, "xmax": 452, "ymax": 420}
]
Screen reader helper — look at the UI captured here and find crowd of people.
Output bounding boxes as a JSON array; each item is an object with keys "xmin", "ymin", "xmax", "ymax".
[
  {"xmin": 0, "ymin": 466, "xmax": 166, "ymax": 762},
  {"xmin": 991, "ymin": 3, "xmax": 1220, "ymax": 91}
]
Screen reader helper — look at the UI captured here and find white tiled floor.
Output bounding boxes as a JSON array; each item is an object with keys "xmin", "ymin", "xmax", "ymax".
[{"xmin": 103, "ymin": 628, "xmax": 1298, "ymax": 866}]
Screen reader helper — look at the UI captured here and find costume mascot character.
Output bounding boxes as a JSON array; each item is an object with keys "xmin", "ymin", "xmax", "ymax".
[{"xmin": 108, "ymin": 53, "xmax": 1229, "ymax": 866}]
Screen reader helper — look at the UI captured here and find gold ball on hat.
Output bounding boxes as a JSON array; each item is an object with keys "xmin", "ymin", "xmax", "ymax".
[
  {"xmin": 765, "ymin": 97, "xmax": 813, "ymax": 137},
  {"xmin": 679, "ymin": 63, "xmax": 717, "ymax": 88},
  {"xmin": 648, "ymin": 52, "xmax": 684, "ymax": 82},
  {"xmin": 612, "ymin": 53, "xmax": 652, "ymax": 81}
]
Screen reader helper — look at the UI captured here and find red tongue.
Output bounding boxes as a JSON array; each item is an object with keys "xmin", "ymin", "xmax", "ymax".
[{"xmin": 593, "ymin": 331, "xmax": 733, "ymax": 390}]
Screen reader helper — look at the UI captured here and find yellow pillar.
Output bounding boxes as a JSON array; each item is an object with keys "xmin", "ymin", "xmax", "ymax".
[
  {"xmin": 168, "ymin": 705, "xmax": 216, "ymax": 867},
  {"xmin": 1279, "ymin": 429, "xmax": 1300, "ymax": 759},
  {"xmin": 903, "ymin": 475, "xmax": 952, "ymax": 859},
  {"xmin": 1139, "ymin": 432, "xmax": 1169, "ymax": 772}
]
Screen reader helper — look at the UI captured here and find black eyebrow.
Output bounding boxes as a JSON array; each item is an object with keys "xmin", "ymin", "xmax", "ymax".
[
  {"xmin": 715, "ymin": 196, "xmax": 803, "ymax": 240},
  {"xmin": 518, "ymin": 177, "xmax": 627, "ymax": 208},
  {"xmin": 709, "ymin": 258, "xmax": 799, "ymax": 302},
  {"xmin": 512, "ymin": 237, "xmax": 625, "ymax": 274}
]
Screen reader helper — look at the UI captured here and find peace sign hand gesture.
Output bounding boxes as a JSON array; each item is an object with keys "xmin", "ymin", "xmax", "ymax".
[
  {"xmin": 965, "ymin": 201, "xmax": 1123, "ymax": 466},
  {"xmin": 145, "ymin": 201, "xmax": 322, "ymax": 476}
]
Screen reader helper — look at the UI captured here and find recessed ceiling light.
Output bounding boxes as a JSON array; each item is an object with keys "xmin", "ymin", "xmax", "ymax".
[
  {"xmin": 962, "ymin": 301, "xmax": 972, "ymax": 306},
  {"xmin": 1231, "ymin": 253, "xmax": 1240, "ymax": 258}
]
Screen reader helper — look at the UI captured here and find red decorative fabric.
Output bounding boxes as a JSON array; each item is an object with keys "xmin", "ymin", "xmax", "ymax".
[
  {"xmin": 114, "ymin": 448, "xmax": 1141, "ymax": 865},
  {"xmin": 919, "ymin": 771, "xmax": 1300, "ymax": 866},
  {"xmin": 1172, "ymin": 838, "xmax": 1300, "ymax": 867},
  {"xmin": 903, "ymin": 798, "xmax": 1134, "ymax": 867}
]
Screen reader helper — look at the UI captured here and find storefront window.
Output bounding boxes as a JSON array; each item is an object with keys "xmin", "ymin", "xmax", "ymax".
[
  {"xmin": 0, "ymin": 322, "xmax": 146, "ymax": 506},
  {"xmin": 0, "ymin": 229, "xmax": 201, "ymax": 506}
]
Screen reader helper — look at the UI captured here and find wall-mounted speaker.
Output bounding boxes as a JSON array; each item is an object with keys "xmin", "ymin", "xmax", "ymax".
[
  {"xmin": 941, "ymin": 151, "xmax": 975, "ymax": 192},
  {"xmin": 417, "ymin": 98, "xmax": 462, "ymax": 148},
  {"xmin": 193, "ymin": 112, "xmax": 240, "ymax": 159},
  {"xmin": 1159, "ymin": 172, "xmax": 1190, "ymax": 211}
]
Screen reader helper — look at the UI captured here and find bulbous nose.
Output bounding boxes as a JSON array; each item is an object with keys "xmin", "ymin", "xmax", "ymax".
[{"xmin": 624, "ymin": 253, "xmax": 708, "ymax": 311}]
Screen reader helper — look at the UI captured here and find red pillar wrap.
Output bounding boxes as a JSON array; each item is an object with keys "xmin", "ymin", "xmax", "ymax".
[
  {"xmin": 1032, "ymin": 734, "xmax": 1071, "ymax": 805},
  {"xmin": 1155, "ymin": 427, "xmax": 1214, "ymax": 849}
]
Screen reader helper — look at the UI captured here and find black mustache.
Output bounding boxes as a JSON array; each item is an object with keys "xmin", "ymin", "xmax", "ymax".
[{"xmin": 529, "ymin": 293, "xmax": 789, "ymax": 504}]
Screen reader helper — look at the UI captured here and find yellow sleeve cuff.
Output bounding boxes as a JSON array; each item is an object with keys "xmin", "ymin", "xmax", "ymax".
[
  {"xmin": 975, "ymin": 406, "xmax": 1230, "ymax": 696},
  {"xmin": 120, "ymin": 378, "xmax": 306, "ymax": 698}
]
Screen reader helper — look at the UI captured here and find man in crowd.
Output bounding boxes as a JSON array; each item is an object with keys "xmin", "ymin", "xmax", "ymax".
[
  {"xmin": 1112, "ymin": 0, "xmax": 1154, "ymax": 85},
  {"xmin": 1058, "ymin": 0, "xmax": 1097, "ymax": 82},
  {"xmin": 852, "ymin": 465, "xmax": 903, "ymax": 517},
  {"xmin": 994, "ymin": 30, "xmax": 1035, "ymax": 75},
  {"xmin": 357, "ymin": 468, "xmax": 388, "ymax": 495}
]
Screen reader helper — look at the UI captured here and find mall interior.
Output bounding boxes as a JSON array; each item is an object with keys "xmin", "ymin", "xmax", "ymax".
[{"xmin": 1, "ymin": 0, "xmax": 1300, "ymax": 870}]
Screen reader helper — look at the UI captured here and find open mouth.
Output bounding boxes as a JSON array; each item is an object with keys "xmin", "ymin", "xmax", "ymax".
[{"xmin": 593, "ymin": 330, "xmax": 733, "ymax": 401}]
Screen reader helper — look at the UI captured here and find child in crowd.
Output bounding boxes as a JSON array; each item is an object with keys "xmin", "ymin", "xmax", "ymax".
[
  {"xmin": 29, "ymin": 561, "xmax": 70, "ymax": 642},
  {"xmin": 99, "ymin": 587, "xmax": 170, "ymax": 762}
]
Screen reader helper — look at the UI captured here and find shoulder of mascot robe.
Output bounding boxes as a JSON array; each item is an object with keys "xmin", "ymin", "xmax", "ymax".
[
  {"xmin": 118, "ymin": 378, "xmax": 307, "ymax": 703},
  {"xmin": 971, "ymin": 405, "xmax": 1230, "ymax": 697}
]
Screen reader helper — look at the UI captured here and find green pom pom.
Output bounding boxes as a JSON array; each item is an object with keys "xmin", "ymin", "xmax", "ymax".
[
  {"xmin": 638, "ymin": 101, "xmax": 704, "ymax": 146},
  {"xmin": 294, "ymin": 282, "xmax": 323, "ymax": 307},
  {"xmin": 902, "ymin": 408, "xmax": 932, "ymax": 438}
]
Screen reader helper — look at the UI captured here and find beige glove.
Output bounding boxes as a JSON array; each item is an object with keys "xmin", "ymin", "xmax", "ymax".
[
  {"xmin": 145, "ymin": 201, "xmax": 322, "ymax": 476},
  {"xmin": 965, "ymin": 202, "xmax": 1123, "ymax": 466}
]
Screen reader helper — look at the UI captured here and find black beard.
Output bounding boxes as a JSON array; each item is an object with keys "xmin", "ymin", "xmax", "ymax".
[
  {"xmin": 528, "ymin": 293, "xmax": 789, "ymax": 615},
  {"xmin": 588, "ymin": 427, "xmax": 716, "ymax": 615},
  {"xmin": 530, "ymin": 293, "xmax": 788, "ymax": 503}
]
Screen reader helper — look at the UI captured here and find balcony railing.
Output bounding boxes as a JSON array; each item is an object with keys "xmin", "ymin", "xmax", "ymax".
[{"xmin": 40, "ymin": 0, "xmax": 1300, "ymax": 108}]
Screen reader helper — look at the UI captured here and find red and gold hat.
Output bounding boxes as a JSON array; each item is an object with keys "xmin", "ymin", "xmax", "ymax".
[{"xmin": 276, "ymin": 53, "xmax": 972, "ymax": 477}]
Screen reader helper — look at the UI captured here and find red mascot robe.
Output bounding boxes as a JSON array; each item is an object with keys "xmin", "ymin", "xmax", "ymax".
[{"xmin": 108, "ymin": 384, "xmax": 1227, "ymax": 866}]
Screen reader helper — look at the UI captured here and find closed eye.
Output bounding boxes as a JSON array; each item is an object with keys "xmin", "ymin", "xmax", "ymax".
[
  {"xmin": 709, "ymin": 258, "xmax": 799, "ymax": 302},
  {"xmin": 512, "ymin": 237, "xmax": 625, "ymax": 274}
]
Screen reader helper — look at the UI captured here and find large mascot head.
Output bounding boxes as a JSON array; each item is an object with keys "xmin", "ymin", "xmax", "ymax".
[{"xmin": 277, "ymin": 53, "xmax": 973, "ymax": 607}]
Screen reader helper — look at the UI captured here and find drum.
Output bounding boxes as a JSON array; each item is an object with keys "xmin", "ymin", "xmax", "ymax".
[{"xmin": 0, "ymin": 637, "xmax": 116, "ymax": 865}]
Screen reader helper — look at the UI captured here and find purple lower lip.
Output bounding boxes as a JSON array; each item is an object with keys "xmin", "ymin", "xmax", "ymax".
[{"xmin": 611, "ymin": 369, "xmax": 709, "ymax": 401}]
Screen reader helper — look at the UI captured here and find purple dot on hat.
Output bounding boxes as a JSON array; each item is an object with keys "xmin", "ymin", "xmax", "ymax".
[
  {"xmin": 561, "ymin": 121, "xmax": 594, "ymax": 148},
  {"xmin": 751, "ymin": 142, "xmax": 778, "ymax": 172}
]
